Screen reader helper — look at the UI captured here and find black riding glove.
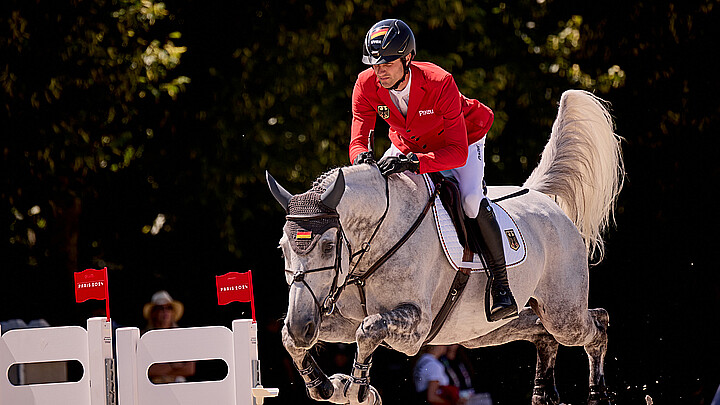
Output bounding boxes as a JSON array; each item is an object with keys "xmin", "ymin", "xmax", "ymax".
[
  {"xmin": 353, "ymin": 151, "xmax": 375, "ymax": 165},
  {"xmin": 377, "ymin": 153, "xmax": 420, "ymax": 177}
]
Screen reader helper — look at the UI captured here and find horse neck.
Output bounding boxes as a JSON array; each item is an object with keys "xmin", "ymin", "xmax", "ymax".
[
  {"xmin": 336, "ymin": 166, "xmax": 388, "ymax": 244},
  {"xmin": 337, "ymin": 167, "xmax": 430, "ymax": 263}
]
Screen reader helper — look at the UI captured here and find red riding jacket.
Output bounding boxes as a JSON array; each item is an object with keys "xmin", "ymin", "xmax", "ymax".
[{"xmin": 349, "ymin": 62, "xmax": 494, "ymax": 174}]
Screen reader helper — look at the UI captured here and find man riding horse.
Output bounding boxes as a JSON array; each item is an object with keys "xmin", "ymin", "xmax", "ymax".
[{"xmin": 349, "ymin": 19, "xmax": 517, "ymax": 321}]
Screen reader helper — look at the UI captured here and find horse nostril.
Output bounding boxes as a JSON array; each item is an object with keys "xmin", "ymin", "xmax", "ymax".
[{"xmin": 303, "ymin": 321, "xmax": 316, "ymax": 340}]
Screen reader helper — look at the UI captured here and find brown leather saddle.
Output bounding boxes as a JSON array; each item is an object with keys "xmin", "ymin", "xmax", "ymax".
[{"xmin": 428, "ymin": 172, "xmax": 474, "ymax": 259}]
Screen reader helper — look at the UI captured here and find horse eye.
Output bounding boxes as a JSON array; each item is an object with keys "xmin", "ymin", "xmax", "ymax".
[{"xmin": 322, "ymin": 242, "xmax": 335, "ymax": 254}]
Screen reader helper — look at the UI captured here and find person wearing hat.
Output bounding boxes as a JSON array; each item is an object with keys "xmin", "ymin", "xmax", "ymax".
[
  {"xmin": 143, "ymin": 290, "xmax": 195, "ymax": 383},
  {"xmin": 143, "ymin": 290, "xmax": 184, "ymax": 331},
  {"xmin": 350, "ymin": 19, "xmax": 517, "ymax": 322}
]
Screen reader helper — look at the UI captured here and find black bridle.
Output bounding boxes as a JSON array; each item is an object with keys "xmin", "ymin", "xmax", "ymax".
[
  {"xmin": 285, "ymin": 178, "xmax": 442, "ymax": 319},
  {"xmin": 285, "ymin": 211, "xmax": 350, "ymax": 316}
]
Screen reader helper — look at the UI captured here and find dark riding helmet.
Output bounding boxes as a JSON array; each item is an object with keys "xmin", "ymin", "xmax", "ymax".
[{"xmin": 362, "ymin": 19, "xmax": 416, "ymax": 65}]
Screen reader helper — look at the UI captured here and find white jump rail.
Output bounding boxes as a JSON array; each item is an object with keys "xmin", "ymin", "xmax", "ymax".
[
  {"xmin": 0, "ymin": 317, "xmax": 114, "ymax": 405},
  {"xmin": 116, "ymin": 319, "xmax": 278, "ymax": 405}
]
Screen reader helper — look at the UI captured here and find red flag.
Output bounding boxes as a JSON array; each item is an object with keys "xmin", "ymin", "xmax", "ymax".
[
  {"xmin": 216, "ymin": 271, "xmax": 255, "ymax": 321},
  {"xmin": 74, "ymin": 267, "xmax": 110, "ymax": 321}
]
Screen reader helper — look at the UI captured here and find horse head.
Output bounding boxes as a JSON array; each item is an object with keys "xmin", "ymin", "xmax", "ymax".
[{"xmin": 267, "ymin": 169, "xmax": 350, "ymax": 348}]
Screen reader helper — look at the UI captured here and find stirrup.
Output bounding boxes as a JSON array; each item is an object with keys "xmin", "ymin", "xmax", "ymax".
[
  {"xmin": 488, "ymin": 287, "xmax": 518, "ymax": 321},
  {"xmin": 488, "ymin": 303, "xmax": 518, "ymax": 321}
]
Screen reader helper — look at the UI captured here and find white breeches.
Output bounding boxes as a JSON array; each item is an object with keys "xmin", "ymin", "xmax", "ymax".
[{"xmin": 382, "ymin": 138, "xmax": 487, "ymax": 218}]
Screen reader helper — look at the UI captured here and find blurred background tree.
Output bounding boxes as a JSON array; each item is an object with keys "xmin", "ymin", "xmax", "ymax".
[
  {"xmin": 2, "ymin": 0, "xmax": 188, "ymax": 274},
  {"xmin": 2, "ymin": 0, "xmax": 718, "ymax": 403}
]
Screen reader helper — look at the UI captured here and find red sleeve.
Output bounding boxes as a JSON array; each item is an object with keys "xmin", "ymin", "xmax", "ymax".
[
  {"xmin": 415, "ymin": 75, "xmax": 468, "ymax": 173},
  {"xmin": 464, "ymin": 97, "xmax": 494, "ymax": 144},
  {"xmin": 349, "ymin": 78, "xmax": 377, "ymax": 164}
]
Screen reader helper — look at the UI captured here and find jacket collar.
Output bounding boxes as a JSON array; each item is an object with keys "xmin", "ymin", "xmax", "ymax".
[
  {"xmin": 405, "ymin": 64, "xmax": 426, "ymax": 127},
  {"xmin": 375, "ymin": 63, "xmax": 427, "ymax": 125}
]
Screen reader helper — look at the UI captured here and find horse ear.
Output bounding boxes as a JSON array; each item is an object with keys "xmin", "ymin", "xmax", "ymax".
[
  {"xmin": 266, "ymin": 171, "xmax": 293, "ymax": 212},
  {"xmin": 321, "ymin": 169, "xmax": 345, "ymax": 210}
]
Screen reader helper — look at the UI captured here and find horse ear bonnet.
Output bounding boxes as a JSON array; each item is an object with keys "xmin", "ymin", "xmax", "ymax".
[{"xmin": 284, "ymin": 172, "xmax": 342, "ymax": 255}]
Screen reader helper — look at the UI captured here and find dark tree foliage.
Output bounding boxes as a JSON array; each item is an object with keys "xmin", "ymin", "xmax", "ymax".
[{"xmin": 1, "ymin": 0, "xmax": 718, "ymax": 403}]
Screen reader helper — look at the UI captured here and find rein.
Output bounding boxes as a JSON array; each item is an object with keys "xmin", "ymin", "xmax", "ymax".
[
  {"xmin": 343, "ymin": 178, "xmax": 441, "ymax": 317},
  {"xmin": 286, "ymin": 176, "xmax": 442, "ymax": 319}
]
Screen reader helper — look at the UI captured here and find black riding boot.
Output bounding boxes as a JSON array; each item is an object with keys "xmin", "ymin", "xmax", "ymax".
[{"xmin": 475, "ymin": 198, "xmax": 518, "ymax": 321}]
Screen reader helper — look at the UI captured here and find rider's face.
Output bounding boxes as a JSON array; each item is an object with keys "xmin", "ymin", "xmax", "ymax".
[{"xmin": 372, "ymin": 56, "xmax": 410, "ymax": 90}]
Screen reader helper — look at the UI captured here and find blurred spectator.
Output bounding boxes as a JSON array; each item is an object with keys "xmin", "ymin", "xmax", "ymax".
[
  {"xmin": 441, "ymin": 345, "xmax": 473, "ymax": 396},
  {"xmin": 414, "ymin": 345, "xmax": 459, "ymax": 405},
  {"xmin": 143, "ymin": 290, "xmax": 184, "ymax": 331},
  {"xmin": 441, "ymin": 345, "xmax": 492, "ymax": 405},
  {"xmin": 142, "ymin": 290, "xmax": 195, "ymax": 383}
]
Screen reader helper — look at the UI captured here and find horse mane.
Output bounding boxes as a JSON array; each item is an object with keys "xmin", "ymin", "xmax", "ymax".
[
  {"xmin": 310, "ymin": 164, "xmax": 383, "ymax": 192},
  {"xmin": 311, "ymin": 167, "xmax": 343, "ymax": 191}
]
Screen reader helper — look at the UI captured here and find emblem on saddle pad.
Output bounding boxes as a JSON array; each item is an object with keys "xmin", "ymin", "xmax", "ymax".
[
  {"xmin": 505, "ymin": 229, "xmax": 520, "ymax": 251},
  {"xmin": 377, "ymin": 105, "xmax": 390, "ymax": 120}
]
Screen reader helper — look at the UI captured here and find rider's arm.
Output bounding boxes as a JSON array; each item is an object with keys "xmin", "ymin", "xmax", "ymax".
[
  {"xmin": 413, "ymin": 75, "xmax": 469, "ymax": 174},
  {"xmin": 349, "ymin": 78, "xmax": 377, "ymax": 164},
  {"xmin": 463, "ymin": 96, "xmax": 494, "ymax": 144}
]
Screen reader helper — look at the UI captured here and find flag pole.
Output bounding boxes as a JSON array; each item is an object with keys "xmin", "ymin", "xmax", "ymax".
[
  {"xmin": 248, "ymin": 270, "xmax": 256, "ymax": 322},
  {"xmin": 103, "ymin": 267, "xmax": 110, "ymax": 322}
]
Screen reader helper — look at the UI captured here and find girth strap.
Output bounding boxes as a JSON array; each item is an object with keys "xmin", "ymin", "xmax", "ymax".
[{"xmin": 422, "ymin": 247, "xmax": 474, "ymax": 345}]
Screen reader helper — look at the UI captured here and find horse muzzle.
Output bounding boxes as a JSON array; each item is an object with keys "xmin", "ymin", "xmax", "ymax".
[{"xmin": 285, "ymin": 312, "xmax": 320, "ymax": 349}]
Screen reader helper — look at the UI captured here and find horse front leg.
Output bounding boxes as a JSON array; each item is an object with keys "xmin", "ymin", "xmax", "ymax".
[
  {"xmin": 344, "ymin": 303, "xmax": 422, "ymax": 405},
  {"xmin": 282, "ymin": 325, "xmax": 345, "ymax": 403}
]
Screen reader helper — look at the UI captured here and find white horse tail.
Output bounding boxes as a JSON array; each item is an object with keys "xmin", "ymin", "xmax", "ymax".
[{"xmin": 523, "ymin": 90, "xmax": 625, "ymax": 262}]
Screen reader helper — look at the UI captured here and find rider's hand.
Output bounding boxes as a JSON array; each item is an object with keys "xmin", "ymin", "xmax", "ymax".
[
  {"xmin": 353, "ymin": 151, "xmax": 375, "ymax": 165},
  {"xmin": 377, "ymin": 153, "xmax": 420, "ymax": 177}
]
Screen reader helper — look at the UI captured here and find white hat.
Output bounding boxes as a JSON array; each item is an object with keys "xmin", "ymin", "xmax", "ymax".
[{"xmin": 143, "ymin": 290, "xmax": 184, "ymax": 322}]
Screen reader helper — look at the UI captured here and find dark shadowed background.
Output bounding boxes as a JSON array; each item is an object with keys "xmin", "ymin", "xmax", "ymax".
[{"xmin": 2, "ymin": 0, "xmax": 718, "ymax": 403}]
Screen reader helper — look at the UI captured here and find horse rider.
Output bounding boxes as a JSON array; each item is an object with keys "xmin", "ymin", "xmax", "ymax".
[{"xmin": 349, "ymin": 19, "xmax": 517, "ymax": 322}]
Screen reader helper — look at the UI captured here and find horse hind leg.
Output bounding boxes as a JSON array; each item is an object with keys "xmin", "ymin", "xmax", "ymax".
[
  {"xmin": 586, "ymin": 308, "xmax": 615, "ymax": 405},
  {"xmin": 535, "ymin": 298, "xmax": 615, "ymax": 405},
  {"xmin": 532, "ymin": 332, "xmax": 561, "ymax": 405},
  {"xmin": 461, "ymin": 306, "xmax": 561, "ymax": 405}
]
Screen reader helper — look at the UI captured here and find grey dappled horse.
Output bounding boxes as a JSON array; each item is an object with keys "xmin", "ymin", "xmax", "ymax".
[{"xmin": 267, "ymin": 90, "xmax": 624, "ymax": 405}]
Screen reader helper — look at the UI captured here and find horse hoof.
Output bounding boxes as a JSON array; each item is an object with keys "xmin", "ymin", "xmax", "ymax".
[
  {"xmin": 532, "ymin": 377, "xmax": 560, "ymax": 405},
  {"xmin": 363, "ymin": 385, "xmax": 382, "ymax": 405},
  {"xmin": 343, "ymin": 379, "xmax": 369, "ymax": 404},
  {"xmin": 328, "ymin": 374, "xmax": 352, "ymax": 404},
  {"xmin": 532, "ymin": 394, "xmax": 560, "ymax": 405},
  {"xmin": 588, "ymin": 384, "xmax": 616, "ymax": 405},
  {"xmin": 307, "ymin": 374, "xmax": 335, "ymax": 401},
  {"xmin": 332, "ymin": 373, "xmax": 381, "ymax": 405}
]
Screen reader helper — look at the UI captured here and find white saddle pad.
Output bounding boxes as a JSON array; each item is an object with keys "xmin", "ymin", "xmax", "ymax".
[{"xmin": 422, "ymin": 175, "xmax": 527, "ymax": 272}]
